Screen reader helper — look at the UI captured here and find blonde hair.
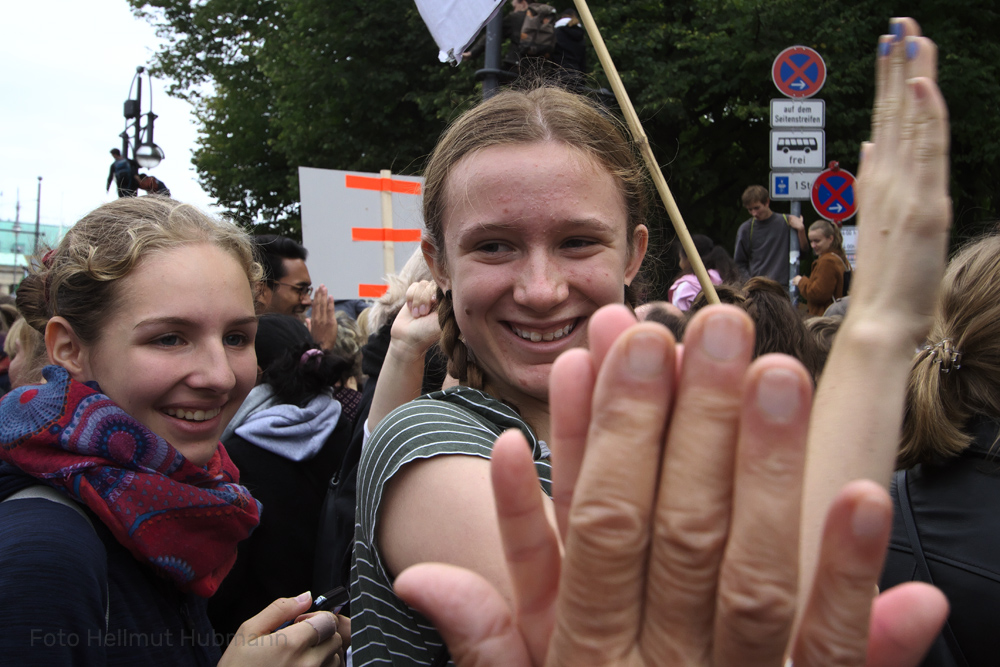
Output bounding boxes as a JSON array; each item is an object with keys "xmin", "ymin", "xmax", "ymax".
[
  {"xmin": 333, "ymin": 310, "xmax": 365, "ymax": 387},
  {"xmin": 3, "ymin": 317, "xmax": 47, "ymax": 387},
  {"xmin": 16, "ymin": 197, "xmax": 262, "ymax": 345},
  {"xmin": 808, "ymin": 219, "xmax": 848, "ymax": 264},
  {"xmin": 898, "ymin": 233, "xmax": 1000, "ymax": 468},
  {"xmin": 422, "ymin": 86, "xmax": 648, "ymax": 389}
]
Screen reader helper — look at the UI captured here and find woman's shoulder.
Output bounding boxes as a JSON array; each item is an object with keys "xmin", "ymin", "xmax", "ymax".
[
  {"xmin": 0, "ymin": 487, "xmax": 107, "ymax": 578},
  {"xmin": 358, "ymin": 386, "xmax": 545, "ymax": 501},
  {"xmin": 0, "ymin": 493, "xmax": 109, "ymax": 661},
  {"xmin": 369, "ymin": 386, "xmax": 535, "ymax": 452},
  {"xmin": 817, "ymin": 252, "xmax": 847, "ymax": 271}
]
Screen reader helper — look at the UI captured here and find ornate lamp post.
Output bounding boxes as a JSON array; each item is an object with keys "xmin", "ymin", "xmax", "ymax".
[{"xmin": 120, "ymin": 66, "xmax": 165, "ymax": 169}]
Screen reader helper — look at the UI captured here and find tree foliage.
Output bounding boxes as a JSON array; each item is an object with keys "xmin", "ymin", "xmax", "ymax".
[
  {"xmin": 133, "ymin": 0, "xmax": 1000, "ymax": 281},
  {"xmin": 130, "ymin": 0, "xmax": 477, "ymax": 234}
]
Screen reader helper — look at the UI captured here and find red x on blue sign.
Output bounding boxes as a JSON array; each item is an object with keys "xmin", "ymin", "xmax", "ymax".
[
  {"xmin": 772, "ymin": 46, "xmax": 826, "ymax": 99},
  {"xmin": 811, "ymin": 166, "xmax": 857, "ymax": 224}
]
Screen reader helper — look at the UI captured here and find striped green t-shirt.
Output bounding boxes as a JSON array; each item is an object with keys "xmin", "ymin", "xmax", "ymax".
[{"xmin": 351, "ymin": 386, "xmax": 553, "ymax": 666}]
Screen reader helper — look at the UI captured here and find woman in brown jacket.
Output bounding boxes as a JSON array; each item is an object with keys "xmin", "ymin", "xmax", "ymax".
[{"xmin": 794, "ymin": 219, "xmax": 850, "ymax": 316}]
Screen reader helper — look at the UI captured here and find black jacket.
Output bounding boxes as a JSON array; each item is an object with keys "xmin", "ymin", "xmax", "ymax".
[{"xmin": 880, "ymin": 418, "xmax": 1000, "ymax": 667}]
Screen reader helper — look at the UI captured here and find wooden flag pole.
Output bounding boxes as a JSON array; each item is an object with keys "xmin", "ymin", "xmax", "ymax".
[
  {"xmin": 380, "ymin": 169, "xmax": 396, "ymax": 277},
  {"xmin": 572, "ymin": 0, "xmax": 720, "ymax": 305}
]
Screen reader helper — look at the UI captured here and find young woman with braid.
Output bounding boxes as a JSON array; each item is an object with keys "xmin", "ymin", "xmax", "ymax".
[{"xmin": 350, "ymin": 86, "xmax": 649, "ymax": 665}]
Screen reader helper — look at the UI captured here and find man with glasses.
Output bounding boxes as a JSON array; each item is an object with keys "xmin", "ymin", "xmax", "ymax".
[{"xmin": 253, "ymin": 235, "xmax": 337, "ymax": 350}]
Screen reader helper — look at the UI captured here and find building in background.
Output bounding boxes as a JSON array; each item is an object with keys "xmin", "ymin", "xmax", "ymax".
[{"xmin": 0, "ymin": 219, "xmax": 66, "ymax": 294}]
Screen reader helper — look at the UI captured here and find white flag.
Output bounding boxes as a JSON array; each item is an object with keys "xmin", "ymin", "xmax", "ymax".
[{"xmin": 413, "ymin": 0, "xmax": 503, "ymax": 65}]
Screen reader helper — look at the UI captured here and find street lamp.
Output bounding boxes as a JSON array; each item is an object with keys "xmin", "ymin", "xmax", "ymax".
[{"xmin": 119, "ymin": 66, "xmax": 165, "ymax": 169}]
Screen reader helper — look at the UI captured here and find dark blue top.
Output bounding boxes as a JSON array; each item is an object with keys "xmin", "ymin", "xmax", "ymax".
[{"xmin": 0, "ymin": 464, "xmax": 222, "ymax": 666}]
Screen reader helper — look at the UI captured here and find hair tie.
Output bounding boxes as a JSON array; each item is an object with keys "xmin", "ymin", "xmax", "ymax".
[
  {"xmin": 42, "ymin": 249, "xmax": 57, "ymax": 266},
  {"xmin": 922, "ymin": 338, "xmax": 962, "ymax": 374},
  {"xmin": 299, "ymin": 348, "xmax": 323, "ymax": 366}
]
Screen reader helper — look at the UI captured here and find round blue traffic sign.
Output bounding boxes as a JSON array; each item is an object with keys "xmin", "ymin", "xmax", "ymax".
[
  {"xmin": 772, "ymin": 46, "xmax": 826, "ymax": 99},
  {"xmin": 811, "ymin": 166, "xmax": 857, "ymax": 224}
]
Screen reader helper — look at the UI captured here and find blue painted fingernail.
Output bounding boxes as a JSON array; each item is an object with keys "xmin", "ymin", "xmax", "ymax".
[
  {"xmin": 906, "ymin": 37, "xmax": 919, "ymax": 60},
  {"xmin": 890, "ymin": 20, "xmax": 904, "ymax": 42},
  {"xmin": 877, "ymin": 39, "xmax": 891, "ymax": 57}
]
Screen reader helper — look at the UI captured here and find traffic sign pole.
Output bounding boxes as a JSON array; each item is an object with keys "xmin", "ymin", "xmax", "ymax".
[{"xmin": 770, "ymin": 45, "xmax": 827, "ymax": 301}]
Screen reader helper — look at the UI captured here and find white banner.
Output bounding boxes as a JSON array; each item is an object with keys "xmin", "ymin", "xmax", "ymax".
[{"xmin": 413, "ymin": 0, "xmax": 503, "ymax": 64}]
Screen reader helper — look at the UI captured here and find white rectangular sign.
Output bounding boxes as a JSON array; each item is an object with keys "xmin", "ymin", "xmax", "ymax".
[
  {"xmin": 770, "ymin": 99, "xmax": 825, "ymax": 128},
  {"xmin": 299, "ymin": 167, "xmax": 425, "ymax": 301},
  {"xmin": 770, "ymin": 171, "xmax": 819, "ymax": 201},
  {"xmin": 841, "ymin": 225, "xmax": 858, "ymax": 269},
  {"xmin": 770, "ymin": 130, "xmax": 825, "ymax": 169}
]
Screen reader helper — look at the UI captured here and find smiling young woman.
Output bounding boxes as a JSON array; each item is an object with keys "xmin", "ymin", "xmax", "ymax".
[
  {"xmin": 0, "ymin": 197, "xmax": 345, "ymax": 666},
  {"xmin": 350, "ymin": 86, "xmax": 649, "ymax": 666}
]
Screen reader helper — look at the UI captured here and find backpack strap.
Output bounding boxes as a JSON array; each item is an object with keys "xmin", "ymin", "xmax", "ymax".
[
  {"xmin": 6, "ymin": 485, "xmax": 93, "ymax": 527},
  {"xmin": 4, "ymin": 485, "xmax": 110, "ymax": 629},
  {"xmin": 894, "ymin": 469, "xmax": 970, "ymax": 667}
]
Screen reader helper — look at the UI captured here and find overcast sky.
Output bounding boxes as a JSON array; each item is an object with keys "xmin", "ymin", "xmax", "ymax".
[{"xmin": 1, "ymin": 0, "xmax": 215, "ymax": 229}]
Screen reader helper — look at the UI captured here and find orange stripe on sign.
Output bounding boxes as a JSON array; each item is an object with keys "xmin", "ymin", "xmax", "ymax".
[
  {"xmin": 351, "ymin": 228, "xmax": 422, "ymax": 242},
  {"xmin": 359, "ymin": 284, "xmax": 389, "ymax": 298},
  {"xmin": 345, "ymin": 174, "xmax": 422, "ymax": 195}
]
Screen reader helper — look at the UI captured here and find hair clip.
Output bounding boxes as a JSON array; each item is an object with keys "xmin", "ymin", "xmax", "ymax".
[{"xmin": 922, "ymin": 338, "xmax": 962, "ymax": 374}]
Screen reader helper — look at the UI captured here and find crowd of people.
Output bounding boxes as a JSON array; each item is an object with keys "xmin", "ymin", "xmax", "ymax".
[{"xmin": 0, "ymin": 15, "xmax": 986, "ymax": 667}]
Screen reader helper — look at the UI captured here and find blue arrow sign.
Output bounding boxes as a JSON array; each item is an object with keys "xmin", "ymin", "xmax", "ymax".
[{"xmin": 811, "ymin": 168, "xmax": 858, "ymax": 223}]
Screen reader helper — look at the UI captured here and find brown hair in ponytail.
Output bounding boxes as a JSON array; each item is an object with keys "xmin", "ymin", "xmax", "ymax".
[{"xmin": 898, "ymin": 232, "xmax": 1000, "ymax": 468}]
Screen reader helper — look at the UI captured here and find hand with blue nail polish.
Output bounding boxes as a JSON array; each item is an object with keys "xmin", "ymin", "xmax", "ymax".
[{"xmin": 800, "ymin": 12, "xmax": 953, "ymax": 635}]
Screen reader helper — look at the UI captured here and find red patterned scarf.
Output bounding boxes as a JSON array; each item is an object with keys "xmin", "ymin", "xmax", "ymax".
[{"xmin": 0, "ymin": 365, "xmax": 261, "ymax": 598}]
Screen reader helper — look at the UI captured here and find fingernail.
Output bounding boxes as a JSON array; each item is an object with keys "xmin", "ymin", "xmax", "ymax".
[
  {"xmin": 626, "ymin": 330, "xmax": 667, "ymax": 379},
  {"xmin": 851, "ymin": 494, "xmax": 889, "ymax": 540},
  {"xmin": 889, "ymin": 19, "xmax": 904, "ymax": 42},
  {"xmin": 701, "ymin": 311, "xmax": 746, "ymax": 361},
  {"xmin": 295, "ymin": 591, "xmax": 312, "ymax": 604},
  {"xmin": 756, "ymin": 368, "xmax": 801, "ymax": 423},
  {"xmin": 877, "ymin": 38, "xmax": 891, "ymax": 58},
  {"xmin": 906, "ymin": 36, "xmax": 919, "ymax": 60}
]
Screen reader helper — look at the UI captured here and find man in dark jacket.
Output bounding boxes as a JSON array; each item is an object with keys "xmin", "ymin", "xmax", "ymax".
[{"xmin": 105, "ymin": 148, "xmax": 139, "ymax": 198}]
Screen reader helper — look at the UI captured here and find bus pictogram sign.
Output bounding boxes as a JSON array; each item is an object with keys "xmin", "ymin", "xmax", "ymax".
[{"xmin": 772, "ymin": 46, "xmax": 826, "ymax": 99}]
